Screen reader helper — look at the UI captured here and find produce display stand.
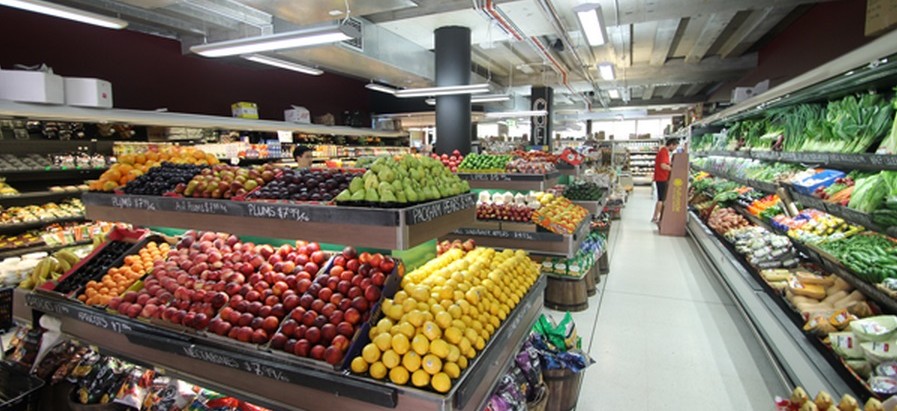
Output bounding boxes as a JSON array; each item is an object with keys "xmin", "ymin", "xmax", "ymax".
[
  {"xmin": 693, "ymin": 150, "xmax": 897, "ymax": 173},
  {"xmin": 82, "ymin": 192, "xmax": 476, "ymax": 250},
  {"xmin": 456, "ymin": 172, "xmax": 560, "ymax": 191},
  {"xmin": 572, "ymin": 192, "xmax": 609, "ymax": 215},
  {"xmin": 16, "ymin": 185, "xmax": 550, "ymax": 411},
  {"xmin": 443, "ymin": 218, "xmax": 590, "ymax": 259},
  {"xmin": 16, "ymin": 275, "xmax": 546, "ymax": 411},
  {"xmin": 687, "ymin": 211, "xmax": 859, "ymax": 399}
]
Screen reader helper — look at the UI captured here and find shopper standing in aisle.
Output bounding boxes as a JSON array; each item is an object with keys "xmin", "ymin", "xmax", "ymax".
[
  {"xmin": 293, "ymin": 145, "xmax": 314, "ymax": 168},
  {"xmin": 651, "ymin": 138, "xmax": 679, "ymax": 223}
]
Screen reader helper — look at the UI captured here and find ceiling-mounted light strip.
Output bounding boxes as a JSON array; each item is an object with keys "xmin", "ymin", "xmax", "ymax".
[
  {"xmin": 597, "ymin": 62, "xmax": 615, "ymax": 81},
  {"xmin": 191, "ymin": 22, "xmax": 359, "ymax": 58},
  {"xmin": 425, "ymin": 94, "xmax": 511, "ymax": 105},
  {"xmin": 608, "ymin": 89, "xmax": 620, "ymax": 99},
  {"xmin": 485, "ymin": 110, "xmax": 548, "ymax": 118},
  {"xmin": 573, "ymin": 3, "xmax": 607, "ymax": 47},
  {"xmin": 365, "ymin": 83, "xmax": 398, "ymax": 95},
  {"xmin": 0, "ymin": 0, "xmax": 127, "ymax": 29},
  {"xmin": 394, "ymin": 84, "xmax": 490, "ymax": 98},
  {"xmin": 243, "ymin": 54, "xmax": 323, "ymax": 76}
]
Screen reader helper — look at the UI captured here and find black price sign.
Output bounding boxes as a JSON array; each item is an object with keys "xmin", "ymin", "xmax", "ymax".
[
  {"xmin": 110, "ymin": 196, "xmax": 160, "ymax": 211},
  {"xmin": 245, "ymin": 203, "xmax": 311, "ymax": 222},
  {"xmin": 406, "ymin": 194, "xmax": 475, "ymax": 225},
  {"xmin": 26, "ymin": 293, "xmax": 134, "ymax": 334},
  {"xmin": 172, "ymin": 199, "xmax": 234, "ymax": 215},
  {"xmin": 461, "ymin": 173, "xmax": 512, "ymax": 182},
  {"xmin": 180, "ymin": 345, "xmax": 290, "ymax": 382}
]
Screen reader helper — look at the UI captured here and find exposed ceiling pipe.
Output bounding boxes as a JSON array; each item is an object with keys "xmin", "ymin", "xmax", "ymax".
[
  {"xmin": 480, "ymin": 0, "xmax": 590, "ymax": 109},
  {"xmin": 533, "ymin": 0, "xmax": 608, "ymax": 108}
]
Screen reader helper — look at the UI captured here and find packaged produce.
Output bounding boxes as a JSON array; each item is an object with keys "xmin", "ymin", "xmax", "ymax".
[
  {"xmin": 114, "ymin": 368, "xmax": 156, "ymax": 408},
  {"xmin": 850, "ymin": 316, "xmax": 897, "ymax": 342}
]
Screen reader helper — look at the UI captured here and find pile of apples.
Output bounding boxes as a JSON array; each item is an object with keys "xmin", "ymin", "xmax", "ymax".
[
  {"xmin": 436, "ymin": 239, "xmax": 475, "ymax": 256},
  {"xmin": 430, "ymin": 150, "xmax": 464, "ymax": 173},
  {"xmin": 475, "ymin": 203, "xmax": 534, "ymax": 222},
  {"xmin": 270, "ymin": 247, "xmax": 397, "ymax": 366}
]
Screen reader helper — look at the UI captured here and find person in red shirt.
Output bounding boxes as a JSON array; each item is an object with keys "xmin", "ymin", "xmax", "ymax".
[{"xmin": 652, "ymin": 138, "xmax": 680, "ymax": 223}]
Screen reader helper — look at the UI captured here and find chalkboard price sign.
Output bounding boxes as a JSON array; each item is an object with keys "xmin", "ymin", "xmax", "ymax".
[
  {"xmin": 110, "ymin": 196, "xmax": 160, "ymax": 211},
  {"xmin": 245, "ymin": 203, "xmax": 311, "ymax": 222},
  {"xmin": 173, "ymin": 200, "xmax": 233, "ymax": 215},
  {"xmin": 406, "ymin": 194, "xmax": 476, "ymax": 225}
]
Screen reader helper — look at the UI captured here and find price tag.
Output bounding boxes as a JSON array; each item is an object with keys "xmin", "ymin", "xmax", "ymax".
[
  {"xmin": 874, "ymin": 342, "xmax": 891, "ymax": 353},
  {"xmin": 172, "ymin": 199, "xmax": 234, "ymax": 215},
  {"xmin": 245, "ymin": 203, "xmax": 311, "ymax": 222},
  {"xmin": 406, "ymin": 195, "xmax": 476, "ymax": 225},
  {"xmin": 110, "ymin": 195, "xmax": 160, "ymax": 211}
]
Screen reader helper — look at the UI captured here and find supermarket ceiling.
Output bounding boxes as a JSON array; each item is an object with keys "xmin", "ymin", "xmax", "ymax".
[{"xmin": 54, "ymin": 0, "xmax": 832, "ymax": 111}]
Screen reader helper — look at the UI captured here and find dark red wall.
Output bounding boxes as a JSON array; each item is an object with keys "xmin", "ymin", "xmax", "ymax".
[
  {"xmin": 709, "ymin": 0, "xmax": 875, "ymax": 102},
  {"xmin": 0, "ymin": 6, "xmax": 369, "ymax": 121}
]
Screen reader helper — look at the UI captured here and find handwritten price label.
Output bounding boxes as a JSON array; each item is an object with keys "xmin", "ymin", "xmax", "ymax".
[
  {"xmin": 246, "ymin": 203, "xmax": 310, "ymax": 222},
  {"xmin": 111, "ymin": 196, "xmax": 159, "ymax": 211}
]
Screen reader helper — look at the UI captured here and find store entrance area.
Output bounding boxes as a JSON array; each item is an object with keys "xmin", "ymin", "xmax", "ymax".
[{"xmin": 546, "ymin": 187, "xmax": 785, "ymax": 409}]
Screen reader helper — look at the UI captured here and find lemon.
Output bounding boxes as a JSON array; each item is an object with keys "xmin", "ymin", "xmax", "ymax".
[
  {"xmin": 362, "ymin": 343, "xmax": 381, "ymax": 364},
  {"xmin": 475, "ymin": 336, "xmax": 486, "ymax": 350},
  {"xmin": 489, "ymin": 316, "xmax": 500, "ymax": 328},
  {"xmin": 448, "ymin": 305, "xmax": 463, "ymax": 320},
  {"xmin": 451, "ymin": 319, "xmax": 466, "ymax": 331},
  {"xmin": 406, "ymin": 310, "xmax": 425, "ymax": 327},
  {"xmin": 396, "ymin": 321, "xmax": 416, "ymax": 338},
  {"xmin": 412, "ymin": 334, "xmax": 430, "ymax": 355},
  {"xmin": 438, "ymin": 287, "xmax": 454, "ymax": 301},
  {"xmin": 465, "ymin": 347, "xmax": 477, "ymax": 359},
  {"xmin": 402, "ymin": 298, "xmax": 418, "ymax": 313},
  {"xmin": 464, "ymin": 328, "xmax": 478, "ymax": 343},
  {"xmin": 431, "ymin": 372, "xmax": 452, "ymax": 393},
  {"xmin": 402, "ymin": 351, "xmax": 421, "ymax": 372},
  {"xmin": 422, "ymin": 321, "xmax": 442, "ymax": 341},
  {"xmin": 417, "ymin": 302, "xmax": 431, "ymax": 312},
  {"xmin": 350, "ymin": 357, "xmax": 369, "ymax": 374},
  {"xmin": 389, "ymin": 366, "xmax": 410, "ymax": 385},
  {"xmin": 373, "ymin": 333, "xmax": 393, "ymax": 352},
  {"xmin": 447, "ymin": 345, "xmax": 461, "ymax": 363},
  {"xmin": 392, "ymin": 333, "xmax": 410, "ymax": 355},
  {"xmin": 444, "ymin": 327, "xmax": 463, "ymax": 345},
  {"xmin": 430, "ymin": 338, "xmax": 450, "ymax": 359},
  {"xmin": 435, "ymin": 311, "xmax": 453, "ymax": 329},
  {"xmin": 386, "ymin": 304, "xmax": 404, "ymax": 321},
  {"xmin": 381, "ymin": 299, "xmax": 394, "ymax": 315},
  {"xmin": 454, "ymin": 290, "xmax": 466, "ymax": 303},
  {"xmin": 459, "ymin": 337, "xmax": 472, "ymax": 354},
  {"xmin": 411, "ymin": 369, "xmax": 430, "ymax": 387},
  {"xmin": 393, "ymin": 291, "xmax": 408, "ymax": 304},
  {"xmin": 369, "ymin": 362, "xmax": 387, "ymax": 380},
  {"xmin": 457, "ymin": 356, "xmax": 468, "ymax": 369},
  {"xmin": 443, "ymin": 362, "xmax": 461, "ymax": 379},
  {"xmin": 471, "ymin": 320, "xmax": 484, "ymax": 333},
  {"xmin": 376, "ymin": 318, "xmax": 394, "ymax": 335},
  {"xmin": 422, "ymin": 354, "xmax": 442, "ymax": 375},
  {"xmin": 410, "ymin": 285, "xmax": 429, "ymax": 302},
  {"xmin": 382, "ymin": 349, "xmax": 401, "ymax": 369}
]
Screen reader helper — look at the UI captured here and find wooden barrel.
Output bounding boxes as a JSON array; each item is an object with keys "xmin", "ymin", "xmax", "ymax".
[
  {"xmin": 598, "ymin": 252, "xmax": 609, "ymax": 274},
  {"xmin": 545, "ymin": 275, "xmax": 588, "ymax": 312},
  {"xmin": 543, "ymin": 368, "xmax": 585, "ymax": 411},
  {"xmin": 584, "ymin": 268, "xmax": 596, "ymax": 296}
]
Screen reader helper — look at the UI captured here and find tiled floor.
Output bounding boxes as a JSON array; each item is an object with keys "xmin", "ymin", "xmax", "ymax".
[{"xmin": 543, "ymin": 187, "xmax": 786, "ymax": 410}]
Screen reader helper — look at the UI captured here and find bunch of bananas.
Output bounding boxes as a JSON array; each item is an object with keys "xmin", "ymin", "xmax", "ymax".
[{"xmin": 19, "ymin": 249, "xmax": 81, "ymax": 290}]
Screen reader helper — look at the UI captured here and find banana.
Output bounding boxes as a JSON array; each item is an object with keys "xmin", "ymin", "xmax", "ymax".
[
  {"xmin": 35, "ymin": 259, "xmax": 51, "ymax": 281},
  {"xmin": 19, "ymin": 278, "xmax": 34, "ymax": 289},
  {"xmin": 46, "ymin": 256, "xmax": 60, "ymax": 274},
  {"xmin": 55, "ymin": 249, "xmax": 80, "ymax": 266},
  {"xmin": 55, "ymin": 256, "xmax": 72, "ymax": 273}
]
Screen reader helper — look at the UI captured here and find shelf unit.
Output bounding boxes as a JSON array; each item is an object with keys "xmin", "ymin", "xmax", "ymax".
[
  {"xmin": 0, "ymin": 190, "xmax": 88, "ymax": 208},
  {"xmin": 0, "ymin": 100, "xmax": 407, "ymax": 138},
  {"xmin": 0, "ymin": 216, "xmax": 87, "ymax": 236},
  {"xmin": 694, "ymin": 150, "xmax": 897, "ymax": 173},
  {"xmin": 0, "ymin": 239, "xmax": 92, "ymax": 259},
  {"xmin": 687, "ymin": 211, "xmax": 860, "ymax": 399},
  {"xmin": 17, "ymin": 274, "xmax": 545, "ymax": 411}
]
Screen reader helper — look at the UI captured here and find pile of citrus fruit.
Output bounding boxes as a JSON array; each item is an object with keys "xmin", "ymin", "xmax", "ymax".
[
  {"xmin": 349, "ymin": 247, "xmax": 539, "ymax": 393},
  {"xmin": 79, "ymin": 241, "xmax": 170, "ymax": 306},
  {"xmin": 89, "ymin": 146, "xmax": 218, "ymax": 192}
]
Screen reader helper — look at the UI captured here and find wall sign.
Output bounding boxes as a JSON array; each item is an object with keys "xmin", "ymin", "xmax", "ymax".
[{"xmin": 530, "ymin": 87, "xmax": 553, "ymax": 150}]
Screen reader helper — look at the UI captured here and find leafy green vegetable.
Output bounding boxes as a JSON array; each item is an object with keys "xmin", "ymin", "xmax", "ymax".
[
  {"xmin": 827, "ymin": 93, "xmax": 893, "ymax": 153},
  {"xmin": 875, "ymin": 91, "xmax": 897, "ymax": 155},
  {"xmin": 848, "ymin": 173, "xmax": 887, "ymax": 212}
]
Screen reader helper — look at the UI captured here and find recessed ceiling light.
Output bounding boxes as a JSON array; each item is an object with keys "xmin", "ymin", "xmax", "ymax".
[{"xmin": 328, "ymin": 9, "xmax": 343, "ymax": 16}]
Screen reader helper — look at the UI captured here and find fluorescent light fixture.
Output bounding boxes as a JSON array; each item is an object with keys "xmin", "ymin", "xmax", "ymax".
[
  {"xmin": 485, "ymin": 110, "xmax": 548, "ymax": 118},
  {"xmin": 597, "ymin": 62, "xmax": 615, "ymax": 81},
  {"xmin": 191, "ymin": 22, "xmax": 358, "ymax": 58},
  {"xmin": 243, "ymin": 54, "xmax": 323, "ymax": 76},
  {"xmin": 425, "ymin": 94, "xmax": 511, "ymax": 105},
  {"xmin": 365, "ymin": 83, "xmax": 398, "ymax": 95},
  {"xmin": 573, "ymin": 3, "xmax": 607, "ymax": 47},
  {"xmin": 608, "ymin": 89, "xmax": 620, "ymax": 99},
  {"xmin": 394, "ymin": 84, "xmax": 490, "ymax": 98},
  {"xmin": 0, "ymin": 0, "xmax": 127, "ymax": 29}
]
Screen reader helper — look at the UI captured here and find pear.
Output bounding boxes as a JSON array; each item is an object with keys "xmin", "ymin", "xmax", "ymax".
[
  {"xmin": 364, "ymin": 173, "xmax": 380, "ymax": 190},
  {"xmin": 391, "ymin": 180, "xmax": 403, "ymax": 192},
  {"xmin": 381, "ymin": 191, "xmax": 397, "ymax": 203},
  {"xmin": 396, "ymin": 191, "xmax": 407, "ymax": 203},
  {"xmin": 365, "ymin": 188, "xmax": 380, "ymax": 202},
  {"xmin": 406, "ymin": 189, "xmax": 420, "ymax": 203},
  {"xmin": 378, "ymin": 181, "xmax": 394, "ymax": 193},
  {"xmin": 349, "ymin": 178, "xmax": 364, "ymax": 194},
  {"xmin": 378, "ymin": 168, "xmax": 396, "ymax": 183},
  {"xmin": 350, "ymin": 190, "xmax": 365, "ymax": 201},
  {"xmin": 335, "ymin": 189, "xmax": 352, "ymax": 202}
]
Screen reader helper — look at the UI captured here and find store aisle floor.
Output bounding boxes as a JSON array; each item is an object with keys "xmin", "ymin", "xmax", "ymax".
[{"xmin": 545, "ymin": 187, "xmax": 786, "ymax": 410}]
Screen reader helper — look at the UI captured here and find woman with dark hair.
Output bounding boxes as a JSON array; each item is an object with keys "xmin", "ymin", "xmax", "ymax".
[{"xmin": 652, "ymin": 138, "xmax": 680, "ymax": 223}]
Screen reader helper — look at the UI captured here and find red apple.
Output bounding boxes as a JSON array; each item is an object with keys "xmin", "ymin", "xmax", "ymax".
[
  {"xmin": 306, "ymin": 326, "xmax": 321, "ymax": 344},
  {"xmin": 371, "ymin": 272, "xmax": 386, "ymax": 287},
  {"xmin": 258, "ymin": 305, "xmax": 273, "ymax": 318},
  {"xmin": 311, "ymin": 299, "xmax": 326, "ymax": 313},
  {"xmin": 294, "ymin": 339, "xmax": 311, "ymax": 357},
  {"xmin": 236, "ymin": 326, "xmax": 253, "ymax": 343},
  {"xmin": 283, "ymin": 294, "xmax": 300, "ymax": 311},
  {"xmin": 332, "ymin": 335, "xmax": 350, "ymax": 351},
  {"xmin": 364, "ymin": 285, "xmax": 381, "ymax": 302},
  {"xmin": 311, "ymin": 251, "xmax": 326, "ymax": 265},
  {"xmin": 342, "ymin": 246, "xmax": 357, "ymax": 260},
  {"xmin": 323, "ymin": 346, "xmax": 343, "ymax": 365},
  {"xmin": 271, "ymin": 303, "xmax": 286, "ymax": 318},
  {"xmin": 302, "ymin": 311, "xmax": 317, "ymax": 327},
  {"xmin": 380, "ymin": 257, "xmax": 396, "ymax": 273},
  {"xmin": 345, "ymin": 259, "xmax": 359, "ymax": 273},
  {"xmin": 358, "ymin": 252, "xmax": 372, "ymax": 264},
  {"xmin": 304, "ymin": 262, "xmax": 319, "ymax": 274},
  {"xmin": 336, "ymin": 321, "xmax": 355, "ymax": 337},
  {"xmin": 262, "ymin": 316, "xmax": 280, "ymax": 333},
  {"xmin": 270, "ymin": 333, "xmax": 288, "ymax": 350},
  {"xmin": 310, "ymin": 345, "xmax": 326, "ymax": 360},
  {"xmin": 351, "ymin": 296, "xmax": 369, "ymax": 312},
  {"xmin": 333, "ymin": 256, "xmax": 346, "ymax": 268},
  {"xmin": 348, "ymin": 286, "xmax": 363, "ymax": 299},
  {"xmin": 344, "ymin": 308, "xmax": 361, "ymax": 325},
  {"xmin": 321, "ymin": 323, "xmax": 337, "ymax": 342},
  {"xmin": 290, "ymin": 307, "xmax": 306, "ymax": 322},
  {"xmin": 281, "ymin": 319, "xmax": 298, "ymax": 336},
  {"xmin": 238, "ymin": 313, "xmax": 254, "ymax": 327},
  {"xmin": 299, "ymin": 294, "xmax": 314, "ymax": 309}
]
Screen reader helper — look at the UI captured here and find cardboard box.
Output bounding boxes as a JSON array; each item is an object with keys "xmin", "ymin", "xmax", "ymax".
[
  {"xmin": 231, "ymin": 102, "xmax": 258, "ymax": 119},
  {"xmin": 284, "ymin": 105, "xmax": 310, "ymax": 123},
  {"xmin": 0, "ymin": 68, "xmax": 64, "ymax": 104},
  {"xmin": 64, "ymin": 77, "xmax": 113, "ymax": 108},
  {"xmin": 867, "ymin": 0, "xmax": 897, "ymax": 36}
]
